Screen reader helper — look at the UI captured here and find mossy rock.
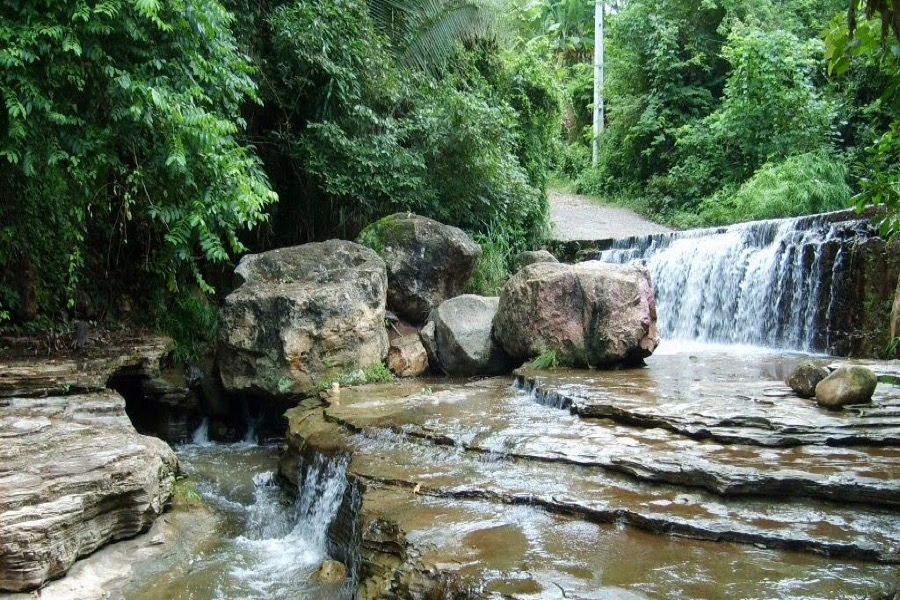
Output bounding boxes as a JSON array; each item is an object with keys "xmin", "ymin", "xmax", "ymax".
[{"xmin": 356, "ymin": 213, "xmax": 481, "ymax": 323}]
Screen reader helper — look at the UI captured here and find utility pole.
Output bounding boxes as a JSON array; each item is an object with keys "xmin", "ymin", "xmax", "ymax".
[{"xmin": 592, "ymin": 0, "xmax": 604, "ymax": 166}]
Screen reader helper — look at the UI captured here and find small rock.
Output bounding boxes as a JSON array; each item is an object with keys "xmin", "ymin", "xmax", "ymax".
[
  {"xmin": 419, "ymin": 321, "xmax": 440, "ymax": 372},
  {"xmin": 387, "ymin": 334, "xmax": 429, "ymax": 377},
  {"xmin": 815, "ymin": 366, "xmax": 878, "ymax": 410},
  {"xmin": 513, "ymin": 250, "xmax": 558, "ymax": 272},
  {"xmin": 786, "ymin": 362, "xmax": 829, "ymax": 399},
  {"xmin": 309, "ymin": 559, "xmax": 348, "ymax": 584}
]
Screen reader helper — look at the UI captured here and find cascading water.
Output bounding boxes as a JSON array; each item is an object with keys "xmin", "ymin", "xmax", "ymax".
[
  {"xmin": 123, "ymin": 433, "xmax": 353, "ymax": 600},
  {"xmin": 596, "ymin": 212, "xmax": 874, "ymax": 353}
]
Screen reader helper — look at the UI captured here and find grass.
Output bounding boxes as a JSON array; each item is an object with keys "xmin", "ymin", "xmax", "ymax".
[
  {"xmin": 316, "ymin": 361, "xmax": 394, "ymax": 391},
  {"xmin": 528, "ymin": 349, "xmax": 559, "ymax": 369},
  {"xmin": 468, "ymin": 226, "xmax": 515, "ymax": 296},
  {"xmin": 173, "ymin": 476, "xmax": 203, "ymax": 508}
]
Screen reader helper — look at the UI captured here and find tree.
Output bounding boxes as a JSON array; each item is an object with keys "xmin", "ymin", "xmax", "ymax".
[
  {"xmin": 0, "ymin": 0, "xmax": 275, "ymax": 318},
  {"xmin": 825, "ymin": 0, "xmax": 900, "ymax": 236}
]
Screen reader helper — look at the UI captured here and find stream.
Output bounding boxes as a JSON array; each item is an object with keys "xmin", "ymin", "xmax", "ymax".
[{"xmin": 19, "ymin": 209, "xmax": 899, "ymax": 599}]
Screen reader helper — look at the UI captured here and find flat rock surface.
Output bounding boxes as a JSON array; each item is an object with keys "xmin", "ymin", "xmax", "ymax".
[
  {"xmin": 549, "ymin": 191, "xmax": 672, "ymax": 241},
  {"xmin": 286, "ymin": 343, "xmax": 900, "ymax": 597}
]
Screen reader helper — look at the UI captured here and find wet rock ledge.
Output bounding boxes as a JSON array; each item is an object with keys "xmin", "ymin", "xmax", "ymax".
[
  {"xmin": 0, "ymin": 338, "xmax": 178, "ymax": 592},
  {"xmin": 281, "ymin": 371, "xmax": 900, "ymax": 599}
]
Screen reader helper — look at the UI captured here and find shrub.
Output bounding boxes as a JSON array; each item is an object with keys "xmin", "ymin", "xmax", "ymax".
[{"xmin": 695, "ymin": 151, "xmax": 852, "ymax": 226}]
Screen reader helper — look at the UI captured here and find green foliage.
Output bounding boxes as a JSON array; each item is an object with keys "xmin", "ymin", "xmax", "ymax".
[
  {"xmin": 529, "ymin": 348, "xmax": 559, "ymax": 369},
  {"xmin": 152, "ymin": 287, "xmax": 219, "ymax": 364},
  {"xmin": 673, "ymin": 151, "xmax": 852, "ymax": 227},
  {"xmin": 240, "ymin": 0, "xmax": 552, "ymax": 253},
  {"xmin": 468, "ymin": 227, "xmax": 515, "ymax": 295},
  {"xmin": 664, "ymin": 24, "xmax": 834, "ymax": 205},
  {"xmin": 173, "ymin": 476, "xmax": 203, "ymax": 508},
  {"xmin": 0, "ymin": 0, "xmax": 276, "ymax": 318},
  {"xmin": 369, "ymin": 0, "xmax": 500, "ymax": 74},
  {"xmin": 825, "ymin": 6, "xmax": 900, "ymax": 238},
  {"xmin": 316, "ymin": 362, "xmax": 395, "ymax": 391}
]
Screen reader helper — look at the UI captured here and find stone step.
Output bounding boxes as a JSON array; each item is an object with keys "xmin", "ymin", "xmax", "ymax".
[{"xmin": 301, "ymin": 379, "xmax": 900, "ymax": 563}]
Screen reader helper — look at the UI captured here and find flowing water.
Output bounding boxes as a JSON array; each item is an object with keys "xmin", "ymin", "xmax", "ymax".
[
  {"xmin": 596, "ymin": 212, "xmax": 872, "ymax": 353},
  {"xmin": 121, "ymin": 441, "xmax": 352, "ymax": 600}
]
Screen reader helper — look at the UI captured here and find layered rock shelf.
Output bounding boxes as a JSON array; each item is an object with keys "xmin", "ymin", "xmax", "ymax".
[
  {"xmin": 281, "ymin": 347, "xmax": 900, "ymax": 598},
  {"xmin": 0, "ymin": 338, "xmax": 178, "ymax": 592}
]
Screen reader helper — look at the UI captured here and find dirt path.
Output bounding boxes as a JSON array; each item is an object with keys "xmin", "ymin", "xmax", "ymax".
[{"xmin": 549, "ymin": 190, "xmax": 672, "ymax": 241}]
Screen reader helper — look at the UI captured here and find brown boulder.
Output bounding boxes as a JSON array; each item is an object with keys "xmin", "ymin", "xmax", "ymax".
[
  {"xmin": 388, "ymin": 334, "xmax": 429, "ymax": 377},
  {"xmin": 494, "ymin": 261, "xmax": 659, "ymax": 368}
]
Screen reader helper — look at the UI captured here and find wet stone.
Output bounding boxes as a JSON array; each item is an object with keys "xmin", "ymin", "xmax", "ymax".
[
  {"xmin": 786, "ymin": 362, "xmax": 829, "ymax": 399},
  {"xmin": 281, "ymin": 344, "xmax": 900, "ymax": 598}
]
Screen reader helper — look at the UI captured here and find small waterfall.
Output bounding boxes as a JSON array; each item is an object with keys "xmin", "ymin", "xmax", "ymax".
[
  {"xmin": 292, "ymin": 454, "xmax": 350, "ymax": 554},
  {"xmin": 191, "ymin": 417, "xmax": 211, "ymax": 445},
  {"xmin": 227, "ymin": 453, "xmax": 351, "ymax": 596},
  {"xmin": 597, "ymin": 212, "xmax": 874, "ymax": 353}
]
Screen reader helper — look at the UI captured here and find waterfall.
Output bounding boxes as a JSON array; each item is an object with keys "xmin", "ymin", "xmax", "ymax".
[
  {"xmin": 596, "ymin": 212, "xmax": 874, "ymax": 353},
  {"xmin": 190, "ymin": 417, "xmax": 211, "ymax": 445},
  {"xmin": 291, "ymin": 454, "xmax": 350, "ymax": 554},
  {"xmin": 228, "ymin": 453, "xmax": 351, "ymax": 595}
]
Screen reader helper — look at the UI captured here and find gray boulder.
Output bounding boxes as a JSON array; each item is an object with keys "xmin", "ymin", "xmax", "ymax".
[
  {"xmin": 430, "ymin": 295, "xmax": 518, "ymax": 376},
  {"xmin": 786, "ymin": 362, "xmax": 829, "ymax": 399},
  {"xmin": 494, "ymin": 261, "xmax": 659, "ymax": 368},
  {"xmin": 357, "ymin": 213, "xmax": 482, "ymax": 323},
  {"xmin": 815, "ymin": 366, "xmax": 878, "ymax": 410},
  {"xmin": 218, "ymin": 240, "xmax": 389, "ymax": 398},
  {"xmin": 387, "ymin": 334, "xmax": 429, "ymax": 378},
  {"xmin": 513, "ymin": 250, "xmax": 558, "ymax": 272}
]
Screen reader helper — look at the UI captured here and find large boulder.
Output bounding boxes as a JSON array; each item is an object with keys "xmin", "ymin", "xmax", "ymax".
[
  {"xmin": 357, "ymin": 213, "xmax": 482, "ymax": 323},
  {"xmin": 218, "ymin": 240, "xmax": 389, "ymax": 398},
  {"xmin": 430, "ymin": 295, "xmax": 518, "ymax": 376},
  {"xmin": 786, "ymin": 362, "xmax": 829, "ymax": 399},
  {"xmin": 0, "ymin": 391, "xmax": 177, "ymax": 592},
  {"xmin": 494, "ymin": 261, "xmax": 659, "ymax": 368},
  {"xmin": 815, "ymin": 366, "xmax": 878, "ymax": 410}
]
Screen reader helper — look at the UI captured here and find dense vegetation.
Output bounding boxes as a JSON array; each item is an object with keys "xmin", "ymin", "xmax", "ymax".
[
  {"xmin": 0, "ymin": 0, "xmax": 558, "ymax": 346},
  {"xmin": 556, "ymin": 0, "xmax": 898, "ymax": 231},
  {"xmin": 1, "ymin": 0, "xmax": 897, "ymax": 356}
]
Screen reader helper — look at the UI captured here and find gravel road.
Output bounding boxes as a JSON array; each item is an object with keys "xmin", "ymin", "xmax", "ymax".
[{"xmin": 549, "ymin": 190, "xmax": 672, "ymax": 241}]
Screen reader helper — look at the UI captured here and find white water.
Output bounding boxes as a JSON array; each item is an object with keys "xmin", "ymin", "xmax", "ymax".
[
  {"xmin": 149, "ymin": 437, "xmax": 352, "ymax": 599},
  {"xmin": 597, "ymin": 214, "xmax": 871, "ymax": 353},
  {"xmin": 192, "ymin": 417, "xmax": 212, "ymax": 445}
]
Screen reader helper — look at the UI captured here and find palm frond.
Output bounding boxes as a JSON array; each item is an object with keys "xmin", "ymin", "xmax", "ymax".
[{"xmin": 369, "ymin": 0, "xmax": 501, "ymax": 74}]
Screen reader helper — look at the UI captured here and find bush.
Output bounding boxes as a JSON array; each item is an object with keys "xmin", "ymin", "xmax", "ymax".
[{"xmin": 675, "ymin": 151, "xmax": 852, "ymax": 227}]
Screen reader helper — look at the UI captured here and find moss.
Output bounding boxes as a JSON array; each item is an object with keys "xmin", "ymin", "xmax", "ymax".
[
  {"xmin": 356, "ymin": 214, "xmax": 407, "ymax": 256},
  {"xmin": 316, "ymin": 361, "xmax": 394, "ymax": 391}
]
